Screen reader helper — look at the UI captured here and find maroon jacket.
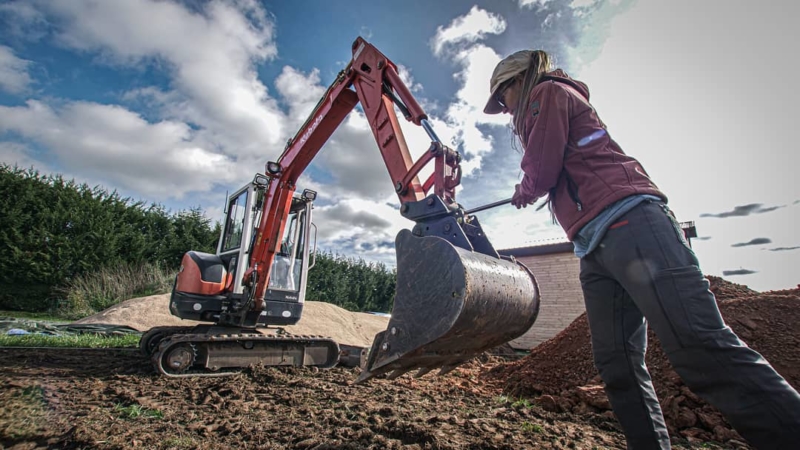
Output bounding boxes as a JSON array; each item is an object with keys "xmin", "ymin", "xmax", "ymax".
[{"xmin": 516, "ymin": 69, "xmax": 667, "ymax": 239}]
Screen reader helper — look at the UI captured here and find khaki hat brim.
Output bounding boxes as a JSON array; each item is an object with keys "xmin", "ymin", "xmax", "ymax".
[
  {"xmin": 483, "ymin": 92, "xmax": 504, "ymax": 115},
  {"xmin": 484, "ymin": 49, "xmax": 534, "ymax": 115}
]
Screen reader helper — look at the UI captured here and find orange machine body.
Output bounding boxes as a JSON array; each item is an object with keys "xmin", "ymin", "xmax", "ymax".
[{"xmin": 175, "ymin": 251, "xmax": 228, "ymax": 296}]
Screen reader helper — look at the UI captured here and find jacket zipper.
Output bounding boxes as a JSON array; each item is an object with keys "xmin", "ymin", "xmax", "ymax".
[{"xmin": 564, "ymin": 171, "xmax": 583, "ymax": 211}]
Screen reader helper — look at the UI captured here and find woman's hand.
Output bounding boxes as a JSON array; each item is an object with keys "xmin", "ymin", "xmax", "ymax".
[{"xmin": 511, "ymin": 184, "xmax": 536, "ymax": 209}]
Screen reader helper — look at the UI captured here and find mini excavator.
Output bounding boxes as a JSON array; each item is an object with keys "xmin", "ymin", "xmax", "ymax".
[{"xmin": 140, "ymin": 37, "xmax": 540, "ymax": 381}]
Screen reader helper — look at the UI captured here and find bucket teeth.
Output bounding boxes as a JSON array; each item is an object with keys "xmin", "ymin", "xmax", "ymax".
[
  {"xmin": 354, "ymin": 370, "xmax": 373, "ymax": 384},
  {"xmin": 438, "ymin": 365, "xmax": 458, "ymax": 376},
  {"xmin": 387, "ymin": 368, "xmax": 411, "ymax": 380},
  {"xmin": 414, "ymin": 367, "xmax": 434, "ymax": 378}
]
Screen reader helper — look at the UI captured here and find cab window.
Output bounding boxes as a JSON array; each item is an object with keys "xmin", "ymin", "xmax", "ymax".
[{"xmin": 221, "ymin": 191, "xmax": 248, "ymax": 252}]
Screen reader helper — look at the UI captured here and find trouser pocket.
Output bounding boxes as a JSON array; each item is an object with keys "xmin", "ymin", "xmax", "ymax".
[
  {"xmin": 656, "ymin": 203, "xmax": 692, "ymax": 249},
  {"xmin": 652, "ymin": 265, "xmax": 725, "ymax": 351}
]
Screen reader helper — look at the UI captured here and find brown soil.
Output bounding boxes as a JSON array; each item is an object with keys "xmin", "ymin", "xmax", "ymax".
[
  {"xmin": 489, "ymin": 281, "xmax": 800, "ymax": 448},
  {"xmin": 1, "ymin": 281, "xmax": 787, "ymax": 449},
  {"xmin": 3, "ymin": 348, "xmax": 733, "ymax": 450}
]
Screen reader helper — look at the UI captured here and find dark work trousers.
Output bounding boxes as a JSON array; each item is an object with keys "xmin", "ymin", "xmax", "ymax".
[{"xmin": 579, "ymin": 199, "xmax": 800, "ymax": 450}]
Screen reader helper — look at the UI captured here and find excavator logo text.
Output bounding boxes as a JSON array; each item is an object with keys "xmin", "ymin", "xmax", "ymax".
[{"xmin": 299, "ymin": 115, "xmax": 325, "ymax": 146}]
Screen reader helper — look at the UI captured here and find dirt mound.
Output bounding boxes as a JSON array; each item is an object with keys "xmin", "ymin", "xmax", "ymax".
[
  {"xmin": 73, "ymin": 295, "xmax": 390, "ymax": 348},
  {"xmin": 487, "ymin": 277, "xmax": 800, "ymax": 446},
  {"xmin": 706, "ymin": 275, "xmax": 758, "ymax": 300}
]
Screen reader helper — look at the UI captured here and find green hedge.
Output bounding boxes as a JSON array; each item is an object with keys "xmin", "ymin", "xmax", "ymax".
[
  {"xmin": 307, "ymin": 252, "xmax": 395, "ymax": 313},
  {"xmin": 0, "ymin": 165, "xmax": 218, "ymax": 312}
]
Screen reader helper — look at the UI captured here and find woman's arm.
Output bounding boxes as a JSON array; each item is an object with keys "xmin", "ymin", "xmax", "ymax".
[{"xmin": 515, "ymin": 82, "xmax": 571, "ymax": 204}]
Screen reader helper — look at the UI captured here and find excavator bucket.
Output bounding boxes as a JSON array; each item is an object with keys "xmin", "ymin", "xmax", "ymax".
[{"xmin": 355, "ymin": 229, "xmax": 540, "ymax": 383}]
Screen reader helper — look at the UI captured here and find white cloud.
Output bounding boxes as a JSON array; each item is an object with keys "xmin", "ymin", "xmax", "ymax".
[
  {"xmin": 571, "ymin": 0, "xmax": 800, "ymax": 290},
  {"xmin": 0, "ymin": 0, "xmax": 297, "ymax": 202},
  {"xmin": 312, "ymin": 197, "xmax": 414, "ymax": 264},
  {"xmin": 446, "ymin": 45, "xmax": 516, "ymax": 174},
  {"xmin": 426, "ymin": 8, "xmax": 520, "ymax": 179},
  {"xmin": 41, "ymin": 0, "xmax": 284, "ymax": 160},
  {"xmin": 18, "ymin": 0, "xmax": 793, "ymax": 289},
  {"xmin": 23, "ymin": 0, "xmax": 443, "ymax": 208},
  {"xmin": 0, "ymin": 141, "xmax": 44, "ymax": 171},
  {"xmin": 0, "ymin": 100, "xmax": 238, "ymax": 198},
  {"xmin": 395, "ymin": 64, "xmax": 423, "ymax": 93},
  {"xmin": 0, "ymin": 45, "xmax": 33, "ymax": 94},
  {"xmin": 518, "ymin": 0, "xmax": 555, "ymax": 9},
  {"xmin": 274, "ymin": 66, "xmax": 327, "ymax": 123},
  {"xmin": 430, "ymin": 6, "xmax": 506, "ymax": 57},
  {"xmin": 569, "ymin": 0, "xmax": 600, "ymax": 8},
  {"xmin": 0, "ymin": 1, "xmax": 49, "ymax": 41},
  {"xmin": 573, "ymin": 0, "xmax": 800, "ymax": 215}
]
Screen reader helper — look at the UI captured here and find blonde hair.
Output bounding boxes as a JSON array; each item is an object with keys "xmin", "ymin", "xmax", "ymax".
[
  {"xmin": 509, "ymin": 50, "xmax": 556, "ymax": 221},
  {"xmin": 512, "ymin": 50, "xmax": 553, "ymax": 145}
]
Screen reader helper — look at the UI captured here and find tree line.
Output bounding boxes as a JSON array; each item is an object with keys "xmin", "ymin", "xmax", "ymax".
[
  {"xmin": 0, "ymin": 165, "xmax": 396, "ymax": 314},
  {"xmin": 306, "ymin": 252, "xmax": 395, "ymax": 313}
]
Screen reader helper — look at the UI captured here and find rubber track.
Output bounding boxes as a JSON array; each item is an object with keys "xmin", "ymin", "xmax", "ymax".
[{"xmin": 152, "ymin": 332, "xmax": 340, "ymax": 378}]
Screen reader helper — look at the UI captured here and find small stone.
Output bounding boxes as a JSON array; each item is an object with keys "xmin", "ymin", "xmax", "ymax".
[
  {"xmin": 737, "ymin": 317, "xmax": 758, "ymax": 330},
  {"xmin": 713, "ymin": 425, "xmax": 741, "ymax": 443},
  {"xmin": 674, "ymin": 407, "xmax": 697, "ymax": 429},
  {"xmin": 727, "ymin": 439, "xmax": 750, "ymax": 449},
  {"xmin": 535, "ymin": 395, "xmax": 560, "ymax": 412},
  {"xmin": 680, "ymin": 427, "xmax": 710, "ymax": 442},
  {"xmin": 696, "ymin": 412, "xmax": 724, "ymax": 430},
  {"xmin": 601, "ymin": 410, "xmax": 616, "ymax": 420},
  {"xmin": 576, "ymin": 384, "xmax": 611, "ymax": 410}
]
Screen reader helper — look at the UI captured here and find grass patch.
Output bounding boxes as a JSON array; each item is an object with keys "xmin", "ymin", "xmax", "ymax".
[
  {"xmin": 55, "ymin": 262, "xmax": 174, "ymax": 320},
  {"xmin": 0, "ymin": 384, "xmax": 48, "ymax": 440},
  {"xmin": 493, "ymin": 395, "xmax": 511, "ymax": 404},
  {"xmin": 0, "ymin": 333, "xmax": 139, "ymax": 348},
  {"xmin": 521, "ymin": 421, "xmax": 544, "ymax": 433},
  {"xmin": 163, "ymin": 436, "xmax": 197, "ymax": 449},
  {"xmin": 114, "ymin": 402, "xmax": 163, "ymax": 420},
  {"xmin": 494, "ymin": 395, "xmax": 535, "ymax": 409},
  {"xmin": 512, "ymin": 398, "xmax": 533, "ymax": 409},
  {"xmin": 0, "ymin": 310, "xmax": 66, "ymax": 322}
]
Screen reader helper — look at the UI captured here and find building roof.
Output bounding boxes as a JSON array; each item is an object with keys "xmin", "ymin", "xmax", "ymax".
[
  {"xmin": 499, "ymin": 238, "xmax": 574, "ymax": 257},
  {"xmin": 498, "ymin": 221, "xmax": 698, "ymax": 257}
]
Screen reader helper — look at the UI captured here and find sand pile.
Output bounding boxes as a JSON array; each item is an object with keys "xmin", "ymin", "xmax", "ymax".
[
  {"xmin": 73, "ymin": 295, "xmax": 390, "ymax": 348},
  {"xmin": 487, "ymin": 277, "xmax": 800, "ymax": 445}
]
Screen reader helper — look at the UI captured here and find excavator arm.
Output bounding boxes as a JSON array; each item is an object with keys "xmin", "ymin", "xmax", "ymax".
[{"xmin": 243, "ymin": 37, "xmax": 463, "ymax": 312}]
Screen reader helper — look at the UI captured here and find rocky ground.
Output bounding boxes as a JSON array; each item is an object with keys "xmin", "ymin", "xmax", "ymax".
[{"xmin": 1, "ymin": 277, "xmax": 796, "ymax": 449}]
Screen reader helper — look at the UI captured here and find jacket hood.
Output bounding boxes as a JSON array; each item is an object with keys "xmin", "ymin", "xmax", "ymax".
[{"xmin": 542, "ymin": 69, "xmax": 590, "ymax": 100}]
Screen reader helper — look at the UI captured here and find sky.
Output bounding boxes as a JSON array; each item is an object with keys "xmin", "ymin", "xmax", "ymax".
[{"xmin": 1, "ymin": 0, "xmax": 798, "ymax": 292}]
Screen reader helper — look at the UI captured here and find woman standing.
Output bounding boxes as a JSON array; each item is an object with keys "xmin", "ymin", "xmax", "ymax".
[{"xmin": 484, "ymin": 49, "xmax": 800, "ymax": 449}]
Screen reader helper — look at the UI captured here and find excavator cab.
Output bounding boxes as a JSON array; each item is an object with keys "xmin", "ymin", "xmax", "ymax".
[
  {"xmin": 145, "ymin": 176, "xmax": 341, "ymax": 376},
  {"xmin": 170, "ymin": 174, "xmax": 318, "ymax": 328}
]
